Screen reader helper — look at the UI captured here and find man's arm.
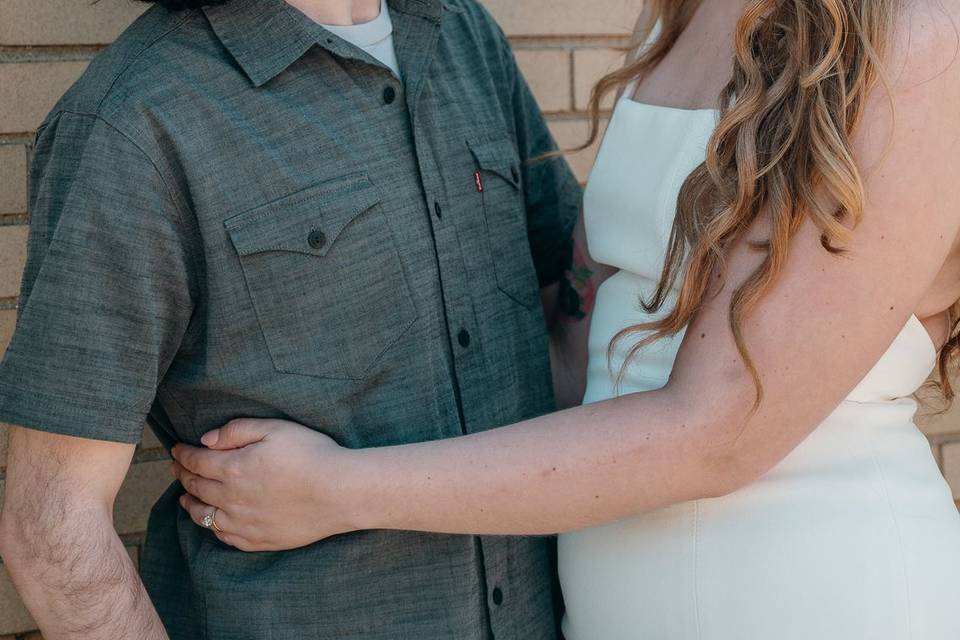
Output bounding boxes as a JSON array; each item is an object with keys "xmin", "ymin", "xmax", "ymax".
[
  {"xmin": 0, "ymin": 427, "xmax": 168, "ymax": 639},
  {"xmin": 0, "ymin": 111, "xmax": 195, "ymax": 638},
  {"xmin": 542, "ymin": 213, "xmax": 617, "ymax": 408}
]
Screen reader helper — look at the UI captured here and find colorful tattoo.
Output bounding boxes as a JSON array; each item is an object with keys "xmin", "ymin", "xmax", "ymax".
[{"xmin": 558, "ymin": 243, "xmax": 596, "ymax": 321}]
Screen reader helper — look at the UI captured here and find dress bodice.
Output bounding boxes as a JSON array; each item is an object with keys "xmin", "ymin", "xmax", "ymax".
[{"xmin": 581, "ymin": 95, "xmax": 937, "ymax": 406}]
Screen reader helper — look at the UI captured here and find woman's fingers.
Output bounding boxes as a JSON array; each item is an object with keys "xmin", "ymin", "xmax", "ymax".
[
  {"xmin": 171, "ymin": 461, "xmax": 225, "ymax": 507},
  {"xmin": 200, "ymin": 418, "xmax": 271, "ymax": 450},
  {"xmin": 180, "ymin": 493, "xmax": 227, "ymax": 530},
  {"xmin": 170, "ymin": 443, "xmax": 235, "ymax": 481},
  {"xmin": 179, "ymin": 493, "xmax": 254, "ymax": 549}
]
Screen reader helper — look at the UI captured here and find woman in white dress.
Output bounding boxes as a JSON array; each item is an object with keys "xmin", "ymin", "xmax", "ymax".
[{"xmin": 174, "ymin": 0, "xmax": 960, "ymax": 636}]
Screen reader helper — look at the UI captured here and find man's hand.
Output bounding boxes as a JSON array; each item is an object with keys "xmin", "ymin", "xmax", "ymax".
[
  {"xmin": 0, "ymin": 427, "xmax": 168, "ymax": 640},
  {"xmin": 171, "ymin": 419, "xmax": 361, "ymax": 551}
]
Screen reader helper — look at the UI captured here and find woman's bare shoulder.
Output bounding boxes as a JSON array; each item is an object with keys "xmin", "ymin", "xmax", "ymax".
[{"xmin": 889, "ymin": 0, "xmax": 960, "ymax": 89}]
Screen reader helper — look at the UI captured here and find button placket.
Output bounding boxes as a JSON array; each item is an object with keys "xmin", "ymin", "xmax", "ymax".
[{"xmin": 410, "ymin": 114, "xmax": 492, "ymax": 434}]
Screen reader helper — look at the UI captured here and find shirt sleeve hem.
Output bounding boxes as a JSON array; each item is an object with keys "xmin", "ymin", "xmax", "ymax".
[{"xmin": 0, "ymin": 379, "xmax": 146, "ymax": 445}]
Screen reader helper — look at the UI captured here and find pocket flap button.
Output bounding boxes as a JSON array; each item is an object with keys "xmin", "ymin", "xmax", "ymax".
[{"xmin": 308, "ymin": 228, "xmax": 326, "ymax": 250}]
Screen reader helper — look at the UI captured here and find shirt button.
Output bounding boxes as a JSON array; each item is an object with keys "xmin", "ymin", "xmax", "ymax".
[
  {"xmin": 492, "ymin": 586, "xmax": 503, "ymax": 606},
  {"xmin": 434, "ymin": 201, "xmax": 443, "ymax": 219},
  {"xmin": 383, "ymin": 86, "xmax": 397, "ymax": 105},
  {"xmin": 457, "ymin": 328, "xmax": 471, "ymax": 348},
  {"xmin": 308, "ymin": 228, "xmax": 326, "ymax": 250}
]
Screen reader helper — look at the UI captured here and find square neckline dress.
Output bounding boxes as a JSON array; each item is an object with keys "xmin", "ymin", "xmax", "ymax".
[{"xmin": 557, "ymin": 52, "xmax": 960, "ymax": 640}]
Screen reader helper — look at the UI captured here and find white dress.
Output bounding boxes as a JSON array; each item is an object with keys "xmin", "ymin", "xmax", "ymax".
[{"xmin": 557, "ymin": 90, "xmax": 960, "ymax": 638}]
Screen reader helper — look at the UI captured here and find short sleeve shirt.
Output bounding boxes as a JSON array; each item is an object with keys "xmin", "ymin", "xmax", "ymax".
[{"xmin": 0, "ymin": 1, "xmax": 580, "ymax": 639}]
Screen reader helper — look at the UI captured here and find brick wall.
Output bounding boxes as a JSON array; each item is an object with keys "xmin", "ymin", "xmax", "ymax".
[{"xmin": 0, "ymin": 1, "xmax": 958, "ymax": 637}]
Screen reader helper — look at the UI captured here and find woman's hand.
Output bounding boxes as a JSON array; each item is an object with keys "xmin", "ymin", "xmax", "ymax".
[{"xmin": 170, "ymin": 419, "xmax": 363, "ymax": 552}]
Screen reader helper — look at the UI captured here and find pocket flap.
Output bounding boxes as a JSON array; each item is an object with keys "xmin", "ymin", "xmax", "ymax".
[
  {"xmin": 224, "ymin": 174, "xmax": 381, "ymax": 258},
  {"xmin": 467, "ymin": 136, "xmax": 521, "ymax": 188}
]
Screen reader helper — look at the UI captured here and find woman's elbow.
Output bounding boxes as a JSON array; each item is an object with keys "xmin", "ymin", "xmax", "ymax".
[
  {"xmin": 676, "ymin": 392, "xmax": 765, "ymax": 501},
  {"xmin": 692, "ymin": 448, "xmax": 761, "ymax": 499}
]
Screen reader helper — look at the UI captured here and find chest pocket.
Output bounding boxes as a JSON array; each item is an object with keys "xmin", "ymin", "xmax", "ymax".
[
  {"xmin": 468, "ymin": 136, "xmax": 540, "ymax": 310},
  {"xmin": 225, "ymin": 174, "xmax": 417, "ymax": 379}
]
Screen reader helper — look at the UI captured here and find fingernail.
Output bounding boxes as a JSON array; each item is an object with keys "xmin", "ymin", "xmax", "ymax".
[{"xmin": 201, "ymin": 430, "xmax": 219, "ymax": 447}]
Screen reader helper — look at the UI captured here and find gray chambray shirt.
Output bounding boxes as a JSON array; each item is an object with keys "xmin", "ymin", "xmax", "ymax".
[{"xmin": 0, "ymin": 0, "xmax": 581, "ymax": 638}]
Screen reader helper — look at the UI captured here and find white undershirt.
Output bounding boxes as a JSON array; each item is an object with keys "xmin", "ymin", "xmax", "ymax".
[{"xmin": 320, "ymin": 0, "xmax": 402, "ymax": 80}]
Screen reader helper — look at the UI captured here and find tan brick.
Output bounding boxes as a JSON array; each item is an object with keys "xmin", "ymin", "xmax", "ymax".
[
  {"xmin": 0, "ymin": 0, "xmax": 147, "ymax": 46},
  {"xmin": 548, "ymin": 118, "xmax": 606, "ymax": 183},
  {"xmin": 0, "ymin": 145, "xmax": 28, "ymax": 214},
  {"xmin": 916, "ymin": 374, "xmax": 960, "ymax": 437},
  {"xmin": 113, "ymin": 459, "xmax": 172, "ymax": 535},
  {"xmin": 486, "ymin": 0, "xmax": 639, "ymax": 37},
  {"xmin": 918, "ymin": 400, "xmax": 960, "ymax": 437},
  {"xmin": 140, "ymin": 424, "xmax": 164, "ymax": 452},
  {"xmin": 515, "ymin": 49, "xmax": 571, "ymax": 113},
  {"xmin": 942, "ymin": 441, "xmax": 960, "ymax": 499},
  {"xmin": 0, "ymin": 309, "xmax": 15, "ymax": 360},
  {"xmin": 0, "ymin": 226, "xmax": 27, "ymax": 299},
  {"xmin": 126, "ymin": 544, "xmax": 140, "ymax": 571},
  {"xmin": 0, "ymin": 563, "xmax": 35, "ymax": 636},
  {"xmin": 573, "ymin": 48, "xmax": 626, "ymax": 111},
  {"xmin": 0, "ymin": 62, "xmax": 88, "ymax": 134}
]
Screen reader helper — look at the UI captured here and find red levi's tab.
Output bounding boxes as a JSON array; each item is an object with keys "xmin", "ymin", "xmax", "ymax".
[{"xmin": 474, "ymin": 169, "xmax": 484, "ymax": 193}]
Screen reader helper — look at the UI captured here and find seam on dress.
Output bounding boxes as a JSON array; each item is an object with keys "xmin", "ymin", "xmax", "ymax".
[
  {"xmin": 692, "ymin": 499, "xmax": 704, "ymax": 640},
  {"xmin": 866, "ymin": 422, "xmax": 914, "ymax": 639}
]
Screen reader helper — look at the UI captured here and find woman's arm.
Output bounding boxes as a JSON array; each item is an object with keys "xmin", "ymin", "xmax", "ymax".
[
  {"xmin": 171, "ymin": 5, "xmax": 960, "ymax": 546},
  {"xmin": 331, "ymin": 8, "xmax": 960, "ymax": 537}
]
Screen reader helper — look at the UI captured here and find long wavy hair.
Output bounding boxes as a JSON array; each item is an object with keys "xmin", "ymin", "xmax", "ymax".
[{"xmin": 583, "ymin": 0, "xmax": 960, "ymax": 403}]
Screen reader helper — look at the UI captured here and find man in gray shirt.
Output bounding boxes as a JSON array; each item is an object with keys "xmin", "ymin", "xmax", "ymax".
[{"xmin": 0, "ymin": 0, "xmax": 581, "ymax": 638}]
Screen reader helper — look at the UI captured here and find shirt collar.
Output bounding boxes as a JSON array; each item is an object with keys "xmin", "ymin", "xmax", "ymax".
[
  {"xmin": 204, "ymin": 0, "xmax": 443, "ymax": 87},
  {"xmin": 203, "ymin": 0, "xmax": 325, "ymax": 87},
  {"xmin": 388, "ymin": 0, "xmax": 444, "ymax": 22}
]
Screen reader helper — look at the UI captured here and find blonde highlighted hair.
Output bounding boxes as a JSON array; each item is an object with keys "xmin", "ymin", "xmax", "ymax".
[{"xmin": 581, "ymin": 0, "xmax": 960, "ymax": 402}]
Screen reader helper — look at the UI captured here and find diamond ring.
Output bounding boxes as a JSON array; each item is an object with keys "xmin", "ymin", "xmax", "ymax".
[{"xmin": 201, "ymin": 508, "xmax": 224, "ymax": 533}]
